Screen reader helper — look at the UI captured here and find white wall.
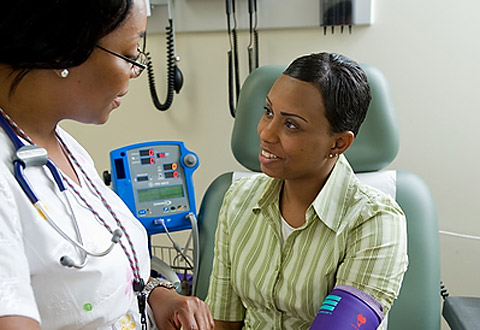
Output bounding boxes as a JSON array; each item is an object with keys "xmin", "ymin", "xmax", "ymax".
[{"xmin": 62, "ymin": 0, "xmax": 480, "ymax": 327}]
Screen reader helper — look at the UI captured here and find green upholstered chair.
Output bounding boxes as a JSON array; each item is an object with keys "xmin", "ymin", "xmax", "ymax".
[{"xmin": 195, "ymin": 65, "xmax": 442, "ymax": 330}]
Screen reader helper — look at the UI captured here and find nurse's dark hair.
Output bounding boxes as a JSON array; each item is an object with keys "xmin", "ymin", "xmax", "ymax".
[
  {"xmin": 283, "ymin": 52, "xmax": 371, "ymax": 136},
  {"xmin": 0, "ymin": 0, "xmax": 133, "ymax": 94}
]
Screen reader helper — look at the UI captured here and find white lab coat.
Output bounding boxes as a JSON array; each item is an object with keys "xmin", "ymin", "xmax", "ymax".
[{"xmin": 0, "ymin": 127, "xmax": 151, "ymax": 329}]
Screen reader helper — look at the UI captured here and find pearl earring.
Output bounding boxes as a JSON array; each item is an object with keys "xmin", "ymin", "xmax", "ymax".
[{"xmin": 60, "ymin": 69, "xmax": 69, "ymax": 78}]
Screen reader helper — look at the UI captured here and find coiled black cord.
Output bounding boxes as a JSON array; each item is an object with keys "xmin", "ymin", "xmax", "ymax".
[
  {"xmin": 440, "ymin": 281, "xmax": 450, "ymax": 300},
  {"xmin": 147, "ymin": 19, "xmax": 183, "ymax": 111}
]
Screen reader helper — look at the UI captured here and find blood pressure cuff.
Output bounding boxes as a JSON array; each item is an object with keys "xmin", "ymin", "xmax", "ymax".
[{"xmin": 310, "ymin": 285, "xmax": 384, "ymax": 330}]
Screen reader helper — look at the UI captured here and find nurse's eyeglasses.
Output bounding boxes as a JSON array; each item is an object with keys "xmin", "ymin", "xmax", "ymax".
[{"xmin": 96, "ymin": 45, "xmax": 149, "ymax": 77}]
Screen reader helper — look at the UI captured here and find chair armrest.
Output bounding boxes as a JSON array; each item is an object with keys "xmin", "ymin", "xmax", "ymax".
[{"xmin": 443, "ymin": 296, "xmax": 480, "ymax": 330}]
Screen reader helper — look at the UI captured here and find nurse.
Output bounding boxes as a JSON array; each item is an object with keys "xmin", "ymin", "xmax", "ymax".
[{"xmin": 0, "ymin": 1, "xmax": 213, "ymax": 329}]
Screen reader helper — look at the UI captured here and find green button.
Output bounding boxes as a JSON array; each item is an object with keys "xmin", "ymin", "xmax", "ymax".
[{"xmin": 83, "ymin": 303, "xmax": 93, "ymax": 312}]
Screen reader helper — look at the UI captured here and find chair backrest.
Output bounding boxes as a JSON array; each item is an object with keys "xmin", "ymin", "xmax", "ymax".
[
  {"xmin": 230, "ymin": 65, "xmax": 399, "ymax": 173},
  {"xmin": 196, "ymin": 64, "xmax": 441, "ymax": 330}
]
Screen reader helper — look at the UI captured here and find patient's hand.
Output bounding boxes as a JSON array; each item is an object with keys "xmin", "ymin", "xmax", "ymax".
[{"xmin": 149, "ymin": 286, "xmax": 214, "ymax": 330}]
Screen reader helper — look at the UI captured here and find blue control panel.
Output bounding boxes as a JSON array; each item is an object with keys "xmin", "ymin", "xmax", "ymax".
[{"xmin": 109, "ymin": 141, "xmax": 199, "ymax": 235}]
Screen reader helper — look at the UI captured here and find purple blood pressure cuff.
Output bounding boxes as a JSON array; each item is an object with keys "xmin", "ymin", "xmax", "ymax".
[{"xmin": 310, "ymin": 285, "xmax": 384, "ymax": 330}]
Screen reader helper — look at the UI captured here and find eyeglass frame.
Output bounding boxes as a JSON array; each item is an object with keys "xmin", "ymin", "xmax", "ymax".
[{"xmin": 96, "ymin": 45, "xmax": 148, "ymax": 77}]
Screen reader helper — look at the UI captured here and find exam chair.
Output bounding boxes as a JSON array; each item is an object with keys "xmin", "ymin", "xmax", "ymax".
[{"xmin": 195, "ymin": 65, "xmax": 442, "ymax": 329}]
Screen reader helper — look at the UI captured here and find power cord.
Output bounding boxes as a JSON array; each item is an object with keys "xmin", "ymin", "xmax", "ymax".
[
  {"xmin": 157, "ymin": 215, "xmax": 199, "ymax": 295},
  {"xmin": 158, "ymin": 218, "xmax": 193, "ymax": 270},
  {"xmin": 439, "ymin": 230, "xmax": 480, "ymax": 241}
]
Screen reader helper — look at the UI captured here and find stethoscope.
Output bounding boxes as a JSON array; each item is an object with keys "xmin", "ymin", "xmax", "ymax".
[{"xmin": 0, "ymin": 113, "xmax": 123, "ymax": 269}]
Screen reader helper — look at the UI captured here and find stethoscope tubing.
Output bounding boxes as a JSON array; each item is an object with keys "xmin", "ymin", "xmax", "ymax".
[
  {"xmin": 13, "ymin": 158, "xmax": 66, "ymax": 203},
  {"xmin": 34, "ymin": 200, "xmax": 122, "ymax": 258},
  {"xmin": 0, "ymin": 113, "xmax": 122, "ymax": 268}
]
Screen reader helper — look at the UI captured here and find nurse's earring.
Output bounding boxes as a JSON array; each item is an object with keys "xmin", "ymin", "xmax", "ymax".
[
  {"xmin": 60, "ymin": 69, "xmax": 69, "ymax": 78},
  {"xmin": 328, "ymin": 153, "xmax": 338, "ymax": 158}
]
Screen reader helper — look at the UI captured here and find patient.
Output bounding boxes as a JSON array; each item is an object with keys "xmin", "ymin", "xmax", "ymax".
[{"xmin": 205, "ymin": 53, "xmax": 408, "ymax": 330}]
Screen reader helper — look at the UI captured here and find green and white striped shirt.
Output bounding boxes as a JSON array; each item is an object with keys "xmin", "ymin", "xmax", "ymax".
[{"xmin": 206, "ymin": 155, "xmax": 408, "ymax": 330}]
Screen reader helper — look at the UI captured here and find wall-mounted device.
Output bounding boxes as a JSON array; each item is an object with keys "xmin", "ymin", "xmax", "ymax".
[
  {"xmin": 145, "ymin": 0, "xmax": 373, "ymax": 34},
  {"xmin": 225, "ymin": 0, "xmax": 259, "ymax": 118},
  {"xmin": 144, "ymin": 0, "xmax": 184, "ymax": 111},
  {"xmin": 107, "ymin": 141, "xmax": 199, "ymax": 235},
  {"xmin": 320, "ymin": 0, "xmax": 372, "ymax": 33}
]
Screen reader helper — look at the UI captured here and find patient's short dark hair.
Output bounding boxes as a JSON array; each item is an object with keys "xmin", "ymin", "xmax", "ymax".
[{"xmin": 284, "ymin": 52, "xmax": 371, "ymax": 136}]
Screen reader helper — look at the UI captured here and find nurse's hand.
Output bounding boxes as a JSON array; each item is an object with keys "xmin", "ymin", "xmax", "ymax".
[
  {"xmin": 149, "ymin": 286, "xmax": 214, "ymax": 330},
  {"xmin": 0, "ymin": 316, "xmax": 41, "ymax": 330}
]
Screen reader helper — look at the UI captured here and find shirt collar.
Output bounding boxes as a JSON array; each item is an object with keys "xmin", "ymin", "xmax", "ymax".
[
  {"xmin": 256, "ymin": 177, "xmax": 283, "ymax": 211},
  {"xmin": 310, "ymin": 154, "xmax": 354, "ymax": 232},
  {"xmin": 253, "ymin": 154, "xmax": 355, "ymax": 233}
]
